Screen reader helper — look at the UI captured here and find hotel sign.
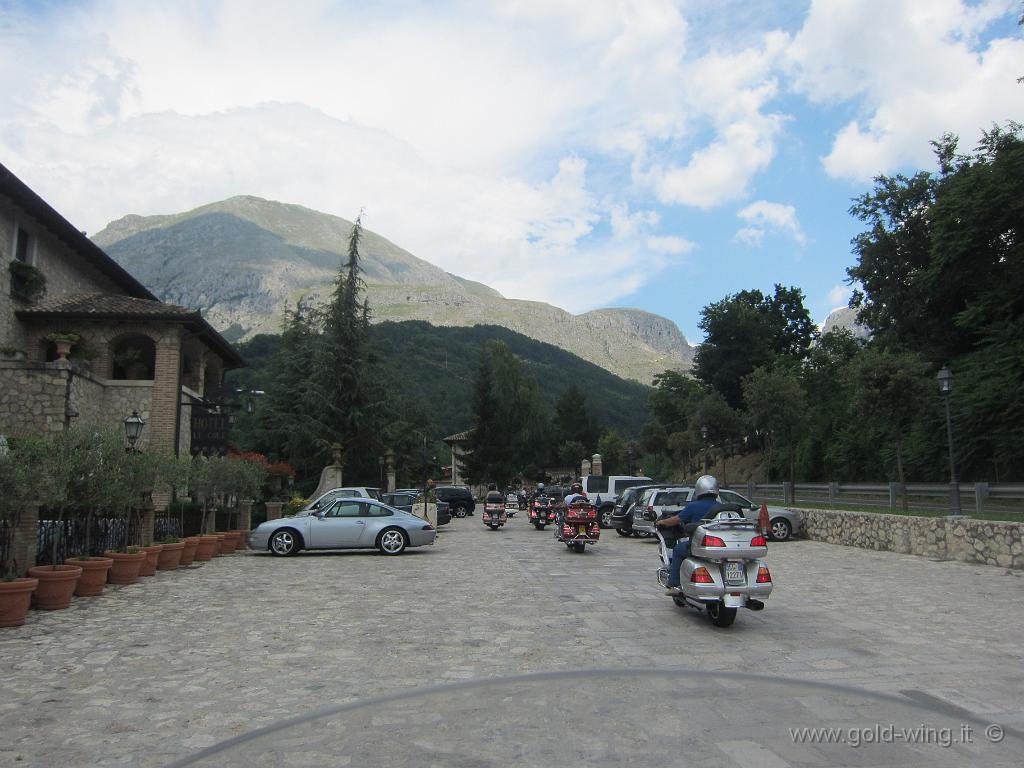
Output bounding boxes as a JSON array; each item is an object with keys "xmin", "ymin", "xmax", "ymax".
[{"xmin": 190, "ymin": 411, "xmax": 230, "ymax": 456}]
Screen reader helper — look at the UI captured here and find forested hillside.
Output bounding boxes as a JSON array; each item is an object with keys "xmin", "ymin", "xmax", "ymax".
[{"xmin": 227, "ymin": 321, "xmax": 651, "ymax": 441}]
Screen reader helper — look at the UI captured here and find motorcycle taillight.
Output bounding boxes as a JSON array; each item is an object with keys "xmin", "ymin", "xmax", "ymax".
[
  {"xmin": 702, "ymin": 534, "xmax": 726, "ymax": 547},
  {"xmin": 691, "ymin": 567, "xmax": 714, "ymax": 584},
  {"xmin": 756, "ymin": 565, "xmax": 772, "ymax": 583}
]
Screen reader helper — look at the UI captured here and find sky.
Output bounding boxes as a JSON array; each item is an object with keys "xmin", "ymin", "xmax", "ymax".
[{"xmin": 1, "ymin": 0, "xmax": 1021, "ymax": 343}]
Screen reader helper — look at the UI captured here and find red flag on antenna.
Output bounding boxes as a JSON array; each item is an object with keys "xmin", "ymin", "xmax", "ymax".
[{"xmin": 758, "ymin": 503, "xmax": 770, "ymax": 536}]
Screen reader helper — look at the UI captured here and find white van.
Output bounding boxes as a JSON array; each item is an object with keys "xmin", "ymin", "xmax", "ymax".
[{"xmin": 579, "ymin": 475, "xmax": 654, "ymax": 527}]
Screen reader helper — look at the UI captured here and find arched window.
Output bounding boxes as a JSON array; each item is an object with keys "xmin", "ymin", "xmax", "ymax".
[{"xmin": 111, "ymin": 334, "xmax": 156, "ymax": 380}]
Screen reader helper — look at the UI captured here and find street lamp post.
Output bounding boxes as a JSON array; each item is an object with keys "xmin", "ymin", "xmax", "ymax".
[
  {"xmin": 936, "ymin": 366, "xmax": 962, "ymax": 516},
  {"xmin": 701, "ymin": 424, "xmax": 709, "ymax": 474},
  {"xmin": 123, "ymin": 410, "xmax": 145, "ymax": 452},
  {"xmin": 627, "ymin": 446, "xmax": 635, "ymax": 476}
]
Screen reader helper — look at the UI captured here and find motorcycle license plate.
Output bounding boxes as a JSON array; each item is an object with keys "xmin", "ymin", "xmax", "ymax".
[
  {"xmin": 578, "ymin": 526, "xmax": 587, "ymax": 535},
  {"xmin": 723, "ymin": 562, "xmax": 745, "ymax": 584}
]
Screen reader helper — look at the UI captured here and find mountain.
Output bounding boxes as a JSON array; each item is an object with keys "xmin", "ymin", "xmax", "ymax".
[
  {"xmin": 92, "ymin": 196, "xmax": 693, "ymax": 383},
  {"xmin": 228, "ymin": 321, "xmax": 652, "ymax": 440},
  {"xmin": 821, "ymin": 306, "xmax": 871, "ymax": 339}
]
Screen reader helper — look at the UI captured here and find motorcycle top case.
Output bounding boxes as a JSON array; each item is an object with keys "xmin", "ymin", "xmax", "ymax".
[{"xmin": 689, "ymin": 522, "xmax": 767, "ymax": 561}]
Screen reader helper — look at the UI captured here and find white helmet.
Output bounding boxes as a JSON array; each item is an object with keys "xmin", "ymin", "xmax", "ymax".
[{"xmin": 694, "ymin": 475, "xmax": 719, "ymax": 499}]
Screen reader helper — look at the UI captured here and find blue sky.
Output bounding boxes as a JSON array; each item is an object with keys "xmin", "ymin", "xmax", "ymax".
[{"xmin": 1, "ymin": 0, "xmax": 1021, "ymax": 342}]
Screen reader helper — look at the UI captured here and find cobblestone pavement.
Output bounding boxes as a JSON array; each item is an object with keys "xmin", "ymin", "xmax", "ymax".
[{"xmin": 2, "ymin": 518, "xmax": 1023, "ymax": 767}]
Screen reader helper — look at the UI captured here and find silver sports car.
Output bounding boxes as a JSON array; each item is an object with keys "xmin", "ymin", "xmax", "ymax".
[{"xmin": 248, "ymin": 498, "xmax": 437, "ymax": 556}]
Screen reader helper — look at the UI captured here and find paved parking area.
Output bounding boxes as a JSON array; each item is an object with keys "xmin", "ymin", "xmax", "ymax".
[{"xmin": 2, "ymin": 518, "xmax": 1023, "ymax": 767}]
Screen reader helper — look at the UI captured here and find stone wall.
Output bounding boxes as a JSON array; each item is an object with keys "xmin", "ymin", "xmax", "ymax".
[
  {"xmin": 0, "ymin": 361, "xmax": 69, "ymax": 436},
  {"xmin": 797, "ymin": 507, "xmax": 1023, "ymax": 570},
  {"xmin": 1, "ymin": 192, "xmax": 121, "ymax": 352}
]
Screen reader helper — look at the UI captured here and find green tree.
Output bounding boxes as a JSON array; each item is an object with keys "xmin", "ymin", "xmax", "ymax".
[
  {"xmin": 553, "ymin": 384, "xmax": 601, "ymax": 452},
  {"xmin": 597, "ymin": 430, "xmax": 628, "ymax": 474},
  {"xmin": 742, "ymin": 366, "xmax": 808, "ymax": 485},
  {"xmin": 694, "ymin": 285, "xmax": 816, "ymax": 408},
  {"xmin": 462, "ymin": 341, "xmax": 547, "ymax": 487}
]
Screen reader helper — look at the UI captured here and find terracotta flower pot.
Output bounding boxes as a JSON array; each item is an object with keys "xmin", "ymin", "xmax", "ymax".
[
  {"xmin": 0, "ymin": 578, "xmax": 38, "ymax": 627},
  {"xmin": 233, "ymin": 530, "xmax": 251, "ymax": 551},
  {"xmin": 214, "ymin": 533, "xmax": 232, "ymax": 555},
  {"xmin": 28, "ymin": 564, "xmax": 82, "ymax": 610},
  {"xmin": 64, "ymin": 557, "xmax": 114, "ymax": 597},
  {"xmin": 179, "ymin": 537, "xmax": 200, "ymax": 566},
  {"xmin": 138, "ymin": 544, "xmax": 163, "ymax": 576},
  {"xmin": 156, "ymin": 541, "xmax": 185, "ymax": 570},
  {"xmin": 194, "ymin": 535, "xmax": 220, "ymax": 561},
  {"xmin": 104, "ymin": 550, "xmax": 146, "ymax": 584}
]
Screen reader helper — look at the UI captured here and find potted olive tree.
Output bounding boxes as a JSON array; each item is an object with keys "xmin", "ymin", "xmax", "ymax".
[{"xmin": 0, "ymin": 440, "xmax": 40, "ymax": 627}]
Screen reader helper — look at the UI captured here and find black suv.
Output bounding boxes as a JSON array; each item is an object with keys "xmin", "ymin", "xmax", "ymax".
[{"xmin": 434, "ymin": 485, "xmax": 475, "ymax": 517}]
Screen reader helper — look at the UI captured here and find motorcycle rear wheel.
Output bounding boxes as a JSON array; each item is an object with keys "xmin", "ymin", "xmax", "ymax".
[
  {"xmin": 706, "ymin": 601, "xmax": 737, "ymax": 628},
  {"xmin": 570, "ymin": 542, "xmax": 586, "ymax": 553}
]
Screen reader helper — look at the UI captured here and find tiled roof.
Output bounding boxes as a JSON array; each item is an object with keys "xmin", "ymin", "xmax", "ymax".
[
  {"xmin": 17, "ymin": 293, "xmax": 200, "ymax": 320},
  {"xmin": 16, "ymin": 293, "xmax": 246, "ymax": 369}
]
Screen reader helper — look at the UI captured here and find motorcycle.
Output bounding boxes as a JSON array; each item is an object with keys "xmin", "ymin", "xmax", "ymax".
[
  {"xmin": 504, "ymin": 493, "xmax": 520, "ymax": 518},
  {"xmin": 554, "ymin": 500, "xmax": 600, "ymax": 552},
  {"xmin": 482, "ymin": 501, "xmax": 508, "ymax": 530},
  {"xmin": 529, "ymin": 494, "xmax": 557, "ymax": 530},
  {"xmin": 650, "ymin": 507, "xmax": 773, "ymax": 628}
]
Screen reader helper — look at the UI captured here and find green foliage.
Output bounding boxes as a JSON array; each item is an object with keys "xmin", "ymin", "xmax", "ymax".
[
  {"xmin": 553, "ymin": 384, "xmax": 600, "ymax": 454},
  {"xmin": 693, "ymin": 285, "xmax": 816, "ymax": 408},
  {"xmin": 462, "ymin": 341, "xmax": 549, "ymax": 487},
  {"xmin": 8, "ymin": 260, "xmax": 46, "ymax": 303},
  {"xmin": 227, "ymin": 321, "xmax": 652, "ymax": 486},
  {"xmin": 742, "ymin": 365, "xmax": 808, "ymax": 484},
  {"xmin": 596, "ymin": 430, "xmax": 628, "ymax": 474}
]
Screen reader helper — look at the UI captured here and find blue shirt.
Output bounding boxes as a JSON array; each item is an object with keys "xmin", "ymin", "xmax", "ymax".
[{"xmin": 674, "ymin": 496, "xmax": 720, "ymax": 528}]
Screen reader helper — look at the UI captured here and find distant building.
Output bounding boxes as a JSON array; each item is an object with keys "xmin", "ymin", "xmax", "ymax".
[{"xmin": 0, "ymin": 161, "xmax": 244, "ymax": 493}]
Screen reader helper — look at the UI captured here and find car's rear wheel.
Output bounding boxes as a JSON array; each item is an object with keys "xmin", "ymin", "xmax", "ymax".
[
  {"xmin": 770, "ymin": 518, "xmax": 792, "ymax": 541},
  {"xmin": 453, "ymin": 505, "xmax": 468, "ymax": 518},
  {"xmin": 269, "ymin": 529, "xmax": 300, "ymax": 557},
  {"xmin": 377, "ymin": 528, "xmax": 408, "ymax": 555},
  {"xmin": 599, "ymin": 506, "xmax": 613, "ymax": 528},
  {"xmin": 615, "ymin": 528, "xmax": 633, "ymax": 537}
]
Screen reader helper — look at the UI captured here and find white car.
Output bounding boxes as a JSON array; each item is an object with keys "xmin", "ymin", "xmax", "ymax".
[
  {"xmin": 631, "ymin": 486, "xmax": 802, "ymax": 541},
  {"xmin": 295, "ymin": 487, "xmax": 382, "ymax": 517}
]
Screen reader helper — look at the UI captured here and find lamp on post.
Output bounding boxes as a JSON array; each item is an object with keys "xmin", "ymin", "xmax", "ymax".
[
  {"xmin": 936, "ymin": 366, "xmax": 961, "ymax": 516},
  {"xmin": 378, "ymin": 455, "xmax": 385, "ymax": 489},
  {"xmin": 124, "ymin": 410, "xmax": 145, "ymax": 452},
  {"xmin": 627, "ymin": 445, "xmax": 635, "ymax": 475},
  {"xmin": 701, "ymin": 424, "xmax": 709, "ymax": 473}
]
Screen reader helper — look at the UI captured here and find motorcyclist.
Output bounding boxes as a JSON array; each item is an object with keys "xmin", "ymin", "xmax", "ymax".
[
  {"xmin": 657, "ymin": 474, "xmax": 722, "ymax": 595},
  {"xmin": 563, "ymin": 482, "xmax": 587, "ymax": 506},
  {"xmin": 485, "ymin": 483, "xmax": 504, "ymax": 505},
  {"xmin": 556, "ymin": 482, "xmax": 587, "ymax": 528}
]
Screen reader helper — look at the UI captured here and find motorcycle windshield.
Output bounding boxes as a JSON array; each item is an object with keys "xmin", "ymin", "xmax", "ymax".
[{"xmin": 168, "ymin": 670, "xmax": 1021, "ymax": 768}]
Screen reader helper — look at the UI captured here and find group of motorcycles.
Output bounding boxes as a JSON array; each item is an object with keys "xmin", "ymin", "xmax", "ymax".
[
  {"xmin": 478, "ymin": 482, "xmax": 773, "ymax": 629},
  {"xmin": 482, "ymin": 490, "xmax": 602, "ymax": 553}
]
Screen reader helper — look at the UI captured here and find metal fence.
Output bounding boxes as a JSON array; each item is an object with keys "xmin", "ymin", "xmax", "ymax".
[
  {"xmin": 735, "ymin": 481, "xmax": 1024, "ymax": 517},
  {"xmin": 35, "ymin": 514, "xmax": 142, "ymax": 566}
]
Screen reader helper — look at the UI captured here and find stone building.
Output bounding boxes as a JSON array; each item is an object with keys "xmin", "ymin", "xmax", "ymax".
[{"xmin": 0, "ymin": 161, "xmax": 244, "ymax": 491}]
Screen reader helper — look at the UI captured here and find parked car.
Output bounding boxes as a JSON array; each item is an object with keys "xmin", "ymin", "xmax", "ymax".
[
  {"xmin": 297, "ymin": 487, "xmax": 383, "ymax": 517},
  {"xmin": 248, "ymin": 497, "xmax": 437, "ymax": 556},
  {"xmin": 579, "ymin": 475, "xmax": 654, "ymax": 527},
  {"xmin": 610, "ymin": 484, "xmax": 669, "ymax": 535},
  {"xmin": 628, "ymin": 485, "xmax": 802, "ymax": 541},
  {"xmin": 382, "ymin": 492, "xmax": 452, "ymax": 527},
  {"xmin": 434, "ymin": 485, "xmax": 476, "ymax": 517},
  {"xmin": 717, "ymin": 489, "xmax": 802, "ymax": 541},
  {"xmin": 631, "ymin": 486, "xmax": 693, "ymax": 535}
]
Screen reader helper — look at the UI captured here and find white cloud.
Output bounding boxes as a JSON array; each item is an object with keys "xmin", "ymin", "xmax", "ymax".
[
  {"xmin": 786, "ymin": 0, "xmax": 1024, "ymax": 180},
  {"xmin": 639, "ymin": 32, "xmax": 790, "ymax": 208},
  {"xmin": 827, "ymin": 284, "xmax": 850, "ymax": 306},
  {"xmin": 646, "ymin": 235, "xmax": 695, "ymax": 255},
  {"xmin": 734, "ymin": 200, "xmax": 806, "ymax": 246}
]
